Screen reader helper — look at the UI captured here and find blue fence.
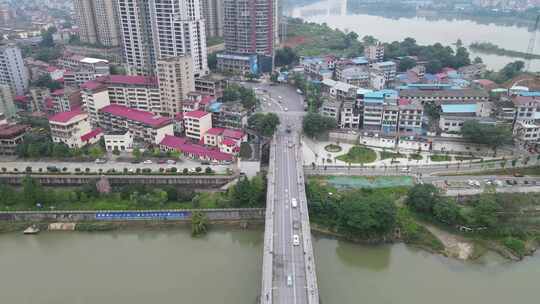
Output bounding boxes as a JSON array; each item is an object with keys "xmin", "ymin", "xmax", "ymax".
[{"xmin": 95, "ymin": 211, "xmax": 190, "ymax": 220}]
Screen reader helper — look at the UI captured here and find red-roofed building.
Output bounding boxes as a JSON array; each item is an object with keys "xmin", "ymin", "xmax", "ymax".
[
  {"xmin": 99, "ymin": 104, "xmax": 173, "ymax": 145},
  {"xmin": 0, "ymin": 123, "xmax": 29, "ymax": 155},
  {"xmin": 203, "ymin": 127, "xmax": 246, "ymax": 155},
  {"xmin": 184, "ymin": 110, "xmax": 212, "ymax": 141},
  {"xmin": 49, "ymin": 109, "xmax": 93, "ymax": 148},
  {"xmin": 159, "ymin": 135, "xmax": 233, "ymax": 163},
  {"xmin": 94, "ymin": 75, "xmax": 161, "ymax": 114},
  {"xmin": 81, "ymin": 128, "xmax": 103, "ymax": 145}
]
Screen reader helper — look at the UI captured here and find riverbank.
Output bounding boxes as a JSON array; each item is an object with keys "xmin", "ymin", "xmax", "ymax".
[{"xmin": 470, "ymin": 42, "xmax": 540, "ymax": 60}]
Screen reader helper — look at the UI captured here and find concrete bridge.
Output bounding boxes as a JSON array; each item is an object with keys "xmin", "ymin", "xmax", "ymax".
[{"xmin": 260, "ymin": 127, "xmax": 319, "ymax": 303}]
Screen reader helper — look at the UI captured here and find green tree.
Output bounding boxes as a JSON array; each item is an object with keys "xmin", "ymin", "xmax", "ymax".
[
  {"xmin": 406, "ymin": 184, "xmax": 440, "ymax": 214},
  {"xmin": 248, "ymin": 113, "xmax": 280, "ymax": 137},
  {"xmin": 88, "ymin": 146, "xmax": 104, "ymax": 159},
  {"xmin": 133, "ymin": 148, "xmax": 142, "ymax": 160},
  {"xmin": 22, "ymin": 176, "xmax": 44, "ymax": 207},
  {"xmin": 302, "ymin": 113, "xmax": 336, "ymax": 138},
  {"xmin": 337, "ymin": 195, "xmax": 397, "ymax": 237},
  {"xmin": 433, "ymin": 200, "xmax": 461, "ymax": 224},
  {"xmin": 461, "ymin": 120, "xmax": 512, "ymax": 152},
  {"xmin": 398, "ymin": 57, "xmax": 416, "ymax": 72},
  {"xmin": 191, "ymin": 211, "xmax": 209, "ymax": 236},
  {"xmin": 471, "ymin": 194, "xmax": 501, "ymax": 228},
  {"xmin": 239, "ymin": 142, "xmax": 253, "ymax": 159},
  {"xmin": 473, "ymin": 56, "xmax": 483, "ymax": 64},
  {"xmin": 275, "ymin": 47, "xmax": 298, "ymax": 66}
]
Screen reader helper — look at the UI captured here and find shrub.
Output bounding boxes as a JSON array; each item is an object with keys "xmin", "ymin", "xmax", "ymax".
[
  {"xmin": 85, "ymin": 168, "xmax": 90, "ymax": 173},
  {"xmin": 195, "ymin": 167, "xmax": 202, "ymax": 173},
  {"xmin": 1, "ymin": 167, "xmax": 6, "ymax": 172},
  {"xmin": 38, "ymin": 168, "xmax": 43, "ymax": 172},
  {"xmin": 183, "ymin": 168, "xmax": 189, "ymax": 174},
  {"xmin": 503, "ymin": 237, "xmax": 526, "ymax": 257},
  {"xmin": 25, "ymin": 166, "xmax": 32, "ymax": 173},
  {"xmin": 62, "ymin": 167, "xmax": 68, "ymax": 172},
  {"xmin": 13, "ymin": 168, "xmax": 18, "ymax": 172},
  {"xmin": 75, "ymin": 168, "xmax": 81, "ymax": 172},
  {"xmin": 170, "ymin": 167, "xmax": 177, "ymax": 173},
  {"xmin": 205, "ymin": 167, "xmax": 213, "ymax": 174}
]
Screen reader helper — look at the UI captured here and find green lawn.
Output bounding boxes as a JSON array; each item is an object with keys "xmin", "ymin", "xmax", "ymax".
[
  {"xmin": 336, "ymin": 146, "xmax": 377, "ymax": 164},
  {"xmin": 409, "ymin": 154, "xmax": 423, "ymax": 160},
  {"xmin": 380, "ymin": 151, "xmax": 406, "ymax": 160},
  {"xmin": 430, "ymin": 155, "xmax": 452, "ymax": 162}
]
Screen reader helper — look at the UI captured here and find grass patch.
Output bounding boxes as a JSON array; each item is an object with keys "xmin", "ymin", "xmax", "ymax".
[
  {"xmin": 380, "ymin": 151, "xmax": 406, "ymax": 160},
  {"xmin": 324, "ymin": 144, "xmax": 342, "ymax": 153},
  {"xmin": 409, "ymin": 153, "xmax": 423, "ymax": 160},
  {"xmin": 503, "ymin": 237, "xmax": 527, "ymax": 258},
  {"xmin": 397, "ymin": 207, "xmax": 445, "ymax": 252},
  {"xmin": 430, "ymin": 154, "xmax": 452, "ymax": 162},
  {"xmin": 336, "ymin": 146, "xmax": 377, "ymax": 164}
]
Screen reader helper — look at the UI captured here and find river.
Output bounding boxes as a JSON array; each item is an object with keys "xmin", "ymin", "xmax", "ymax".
[
  {"xmin": 1, "ymin": 229, "xmax": 539, "ymax": 304},
  {"xmin": 288, "ymin": 0, "xmax": 540, "ymax": 72}
]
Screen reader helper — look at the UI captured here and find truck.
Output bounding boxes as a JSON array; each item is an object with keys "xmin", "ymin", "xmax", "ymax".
[{"xmin": 285, "ymin": 125, "xmax": 292, "ymax": 133}]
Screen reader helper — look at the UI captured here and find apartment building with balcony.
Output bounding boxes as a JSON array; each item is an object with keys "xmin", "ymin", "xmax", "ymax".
[
  {"xmin": 184, "ymin": 110, "xmax": 212, "ymax": 141},
  {"xmin": 0, "ymin": 121, "xmax": 28, "ymax": 155},
  {"xmin": 101, "ymin": 75, "xmax": 161, "ymax": 113},
  {"xmin": 80, "ymin": 80, "xmax": 111, "ymax": 126},
  {"xmin": 49, "ymin": 108, "xmax": 97, "ymax": 148},
  {"xmin": 99, "ymin": 104, "xmax": 173, "ymax": 145},
  {"xmin": 398, "ymin": 99, "xmax": 424, "ymax": 134}
]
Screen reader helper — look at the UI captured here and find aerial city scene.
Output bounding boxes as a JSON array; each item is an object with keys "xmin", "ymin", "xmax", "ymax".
[{"xmin": 1, "ymin": 0, "xmax": 540, "ymax": 303}]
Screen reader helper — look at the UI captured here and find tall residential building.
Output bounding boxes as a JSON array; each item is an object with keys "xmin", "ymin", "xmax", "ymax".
[
  {"xmin": 0, "ymin": 45, "xmax": 28, "ymax": 96},
  {"xmin": 0, "ymin": 84, "xmax": 15, "ymax": 118},
  {"xmin": 149, "ymin": 0, "xmax": 209, "ymax": 76},
  {"xmin": 365, "ymin": 42, "xmax": 385, "ymax": 63},
  {"xmin": 156, "ymin": 56, "xmax": 196, "ymax": 117},
  {"xmin": 117, "ymin": 0, "xmax": 207, "ymax": 76},
  {"xmin": 223, "ymin": 0, "xmax": 276, "ymax": 57},
  {"xmin": 117, "ymin": 0, "xmax": 156, "ymax": 75},
  {"xmin": 73, "ymin": 0, "xmax": 121, "ymax": 47},
  {"xmin": 201, "ymin": 0, "xmax": 224, "ymax": 37}
]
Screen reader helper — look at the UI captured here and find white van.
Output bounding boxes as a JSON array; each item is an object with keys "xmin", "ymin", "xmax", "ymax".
[
  {"xmin": 287, "ymin": 275, "xmax": 293, "ymax": 286},
  {"xmin": 293, "ymin": 235, "xmax": 300, "ymax": 246},
  {"xmin": 291, "ymin": 198, "xmax": 298, "ymax": 208}
]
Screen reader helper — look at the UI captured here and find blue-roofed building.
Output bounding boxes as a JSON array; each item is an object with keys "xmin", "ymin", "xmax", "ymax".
[
  {"xmin": 519, "ymin": 91, "xmax": 540, "ymax": 97},
  {"xmin": 441, "ymin": 103, "xmax": 477, "ymax": 115},
  {"xmin": 351, "ymin": 57, "xmax": 369, "ymax": 65}
]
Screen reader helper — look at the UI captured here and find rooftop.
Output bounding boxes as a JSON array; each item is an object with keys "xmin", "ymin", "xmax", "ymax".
[
  {"xmin": 81, "ymin": 128, "xmax": 103, "ymax": 142},
  {"xmin": 80, "ymin": 80, "xmax": 106, "ymax": 91},
  {"xmin": 100, "ymin": 104, "xmax": 172, "ymax": 128},
  {"xmin": 206, "ymin": 127, "xmax": 225, "ymax": 136},
  {"xmin": 160, "ymin": 135, "xmax": 233, "ymax": 161},
  {"xmin": 0, "ymin": 123, "xmax": 29, "ymax": 138},
  {"xmin": 400, "ymin": 88, "xmax": 489, "ymax": 98},
  {"xmin": 48, "ymin": 108, "xmax": 85, "ymax": 123},
  {"xmin": 223, "ymin": 128, "xmax": 244, "ymax": 140},
  {"xmin": 441, "ymin": 104, "xmax": 477, "ymax": 113},
  {"xmin": 99, "ymin": 75, "xmax": 158, "ymax": 86},
  {"xmin": 184, "ymin": 110, "xmax": 210, "ymax": 119}
]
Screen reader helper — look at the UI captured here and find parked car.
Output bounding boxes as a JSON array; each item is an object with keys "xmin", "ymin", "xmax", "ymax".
[
  {"xmin": 293, "ymin": 235, "xmax": 300, "ymax": 246},
  {"xmin": 131, "ymin": 160, "xmax": 140, "ymax": 164},
  {"xmin": 166, "ymin": 160, "xmax": 177, "ymax": 165},
  {"xmin": 513, "ymin": 172, "xmax": 524, "ymax": 177},
  {"xmin": 157, "ymin": 160, "xmax": 166, "ymax": 164},
  {"xmin": 291, "ymin": 198, "xmax": 298, "ymax": 208},
  {"xmin": 287, "ymin": 275, "xmax": 293, "ymax": 287},
  {"xmin": 293, "ymin": 221, "xmax": 300, "ymax": 230},
  {"xmin": 94, "ymin": 158, "xmax": 107, "ymax": 164},
  {"xmin": 201, "ymin": 161, "xmax": 210, "ymax": 165},
  {"xmin": 46, "ymin": 166, "xmax": 59, "ymax": 172},
  {"xmin": 143, "ymin": 160, "xmax": 153, "ymax": 164}
]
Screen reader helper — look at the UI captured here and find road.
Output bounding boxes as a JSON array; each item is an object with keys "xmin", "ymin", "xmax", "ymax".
[{"xmin": 0, "ymin": 159, "xmax": 232, "ymax": 174}]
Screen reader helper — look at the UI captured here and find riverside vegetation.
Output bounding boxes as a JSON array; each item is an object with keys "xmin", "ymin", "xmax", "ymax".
[
  {"xmin": 306, "ymin": 178, "xmax": 540, "ymax": 260},
  {"xmin": 0, "ymin": 175, "xmax": 266, "ymax": 211}
]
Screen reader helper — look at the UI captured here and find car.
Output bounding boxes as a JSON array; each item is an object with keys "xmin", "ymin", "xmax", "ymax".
[
  {"xmin": 296, "ymin": 89, "xmax": 303, "ymax": 95},
  {"xmin": 513, "ymin": 172, "xmax": 524, "ymax": 177},
  {"xmin": 291, "ymin": 198, "xmax": 298, "ymax": 208},
  {"xmin": 512, "ymin": 180, "xmax": 518, "ymax": 185},
  {"xmin": 157, "ymin": 159, "xmax": 166, "ymax": 164},
  {"xmin": 166, "ymin": 159, "xmax": 177, "ymax": 165},
  {"xmin": 293, "ymin": 234, "xmax": 300, "ymax": 246},
  {"xmin": 288, "ymin": 142, "xmax": 294, "ymax": 148},
  {"xmin": 400, "ymin": 168, "xmax": 411, "ymax": 173},
  {"xmin": 293, "ymin": 221, "xmax": 300, "ymax": 230},
  {"xmin": 506, "ymin": 180, "xmax": 513, "ymax": 185},
  {"xmin": 94, "ymin": 158, "xmax": 107, "ymax": 164},
  {"xmin": 284, "ymin": 107, "xmax": 288, "ymax": 111},
  {"xmin": 142, "ymin": 160, "xmax": 153, "ymax": 164},
  {"xmin": 46, "ymin": 166, "xmax": 59, "ymax": 172},
  {"xmin": 524, "ymin": 180, "xmax": 529, "ymax": 185},
  {"xmin": 131, "ymin": 160, "xmax": 140, "ymax": 164},
  {"xmin": 201, "ymin": 161, "xmax": 210, "ymax": 165},
  {"xmin": 285, "ymin": 124, "xmax": 292, "ymax": 133},
  {"xmin": 278, "ymin": 95, "xmax": 283, "ymax": 99},
  {"xmin": 287, "ymin": 275, "xmax": 293, "ymax": 287}
]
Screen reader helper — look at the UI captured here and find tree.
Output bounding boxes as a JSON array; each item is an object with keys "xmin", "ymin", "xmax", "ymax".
[
  {"xmin": 406, "ymin": 184, "xmax": 440, "ymax": 214},
  {"xmin": 88, "ymin": 146, "xmax": 104, "ymax": 159},
  {"xmin": 222, "ymin": 84, "xmax": 258, "ymax": 110},
  {"xmin": 191, "ymin": 211, "xmax": 209, "ymax": 236},
  {"xmin": 473, "ymin": 56, "xmax": 483, "ymax": 64},
  {"xmin": 22, "ymin": 176, "xmax": 44, "ymax": 207},
  {"xmin": 133, "ymin": 148, "xmax": 142, "ymax": 160},
  {"xmin": 239, "ymin": 142, "xmax": 253, "ymax": 159},
  {"xmin": 248, "ymin": 113, "xmax": 280, "ymax": 137},
  {"xmin": 208, "ymin": 53, "xmax": 217, "ymax": 70},
  {"xmin": 275, "ymin": 47, "xmax": 298, "ymax": 66},
  {"xmin": 32, "ymin": 74, "xmax": 63, "ymax": 90},
  {"xmin": 433, "ymin": 200, "xmax": 461, "ymax": 224},
  {"xmin": 337, "ymin": 195, "xmax": 397, "ymax": 237},
  {"xmin": 461, "ymin": 120, "xmax": 512, "ymax": 151},
  {"xmin": 205, "ymin": 167, "xmax": 213, "ymax": 174},
  {"xmin": 302, "ymin": 113, "xmax": 336, "ymax": 138},
  {"xmin": 362, "ymin": 35, "xmax": 377, "ymax": 45},
  {"xmin": 454, "ymin": 47, "xmax": 471, "ymax": 67},
  {"xmin": 398, "ymin": 57, "xmax": 416, "ymax": 72},
  {"xmin": 471, "ymin": 194, "xmax": 501, "ymax": 228},
  {"xmin": 40, "ymin": 27, "xmax": 57, "ymax": 48}
]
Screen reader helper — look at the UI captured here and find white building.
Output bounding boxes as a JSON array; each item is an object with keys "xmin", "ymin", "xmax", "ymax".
[
  {"xmin": 149, "ymin": 0, "xmax": 209, "ymax": 77},
  {"xmin": 49, "ymin": 109, "xmax": 100, "ymax": 148},
  {"xmin": 371, "ymin": 61, "xmax": 396, "ymax": 83},
  {"xmin": 104, "ymin": 131, "xmax": 134, "ymax": 152},
  {"xmin": 102, "ymin": 75, "xmax": 161, "ymax": 114},
  {"xmin": 80, "ymin": 80, "xmax": 111, "ymax": 126},
  {"xmin": 184, "ymin": 110, "xmax": 212, "ymax": 140},
  {"xmin": 364, "ymin": 42, "xmax": 384, "ymax": 63},
  {"xmin": 156, "ymin": 55, "xmax": 196, "ymax": 117},
  {"xmin": 0, "ymin": 45, "xmax": 28, "ymax": 96}
]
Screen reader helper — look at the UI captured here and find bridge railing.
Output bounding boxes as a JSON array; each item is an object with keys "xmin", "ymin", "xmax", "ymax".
[{"xmin": 260, "ymin": 137, "xmax": 276, "ymax": 304}]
